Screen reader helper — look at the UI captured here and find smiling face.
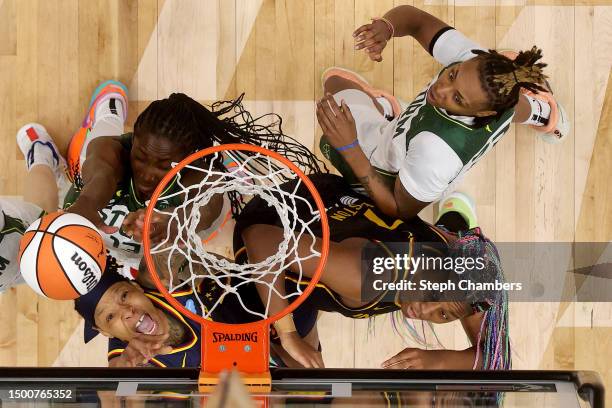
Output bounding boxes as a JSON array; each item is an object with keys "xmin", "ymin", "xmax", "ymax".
[
  {"xmin": 93, "ymin": 281, "xmax": 169, "ymax": 342},
  {"xmin": 427, "ymin": 58, "xmax": 497, "ymax": 118},
  {"xmin": 130, "ymin": 132, "xmax": 191, "ymax": 200}
]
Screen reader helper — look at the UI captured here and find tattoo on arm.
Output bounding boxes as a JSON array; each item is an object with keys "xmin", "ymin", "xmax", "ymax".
[
  {"xmin": 358, "ymin": 169, "xmax": 394, "ymax": 193},
  {"xmin": 357, "ymin": 174, "xmax": 375, "ymax": 197},
  {"xmin": 358, "ymin": 169, "xmax": 399, "ymax": 214}
]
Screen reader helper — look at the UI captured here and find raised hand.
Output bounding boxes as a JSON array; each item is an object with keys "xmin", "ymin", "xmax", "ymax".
[
  {"xmin": 353, "ymin": 19, "xmax": 393, "ymax": 62},
  {"xmin": 114, "ymin": 333, "xmax": 173, "ymax": 367},
  {"xmin": 316, "ymin": 94, "xmax": 358, "ymax": 151},
  {"xmin": 122, "ymin": 209, "xmax": 173, "ymax": 244}
]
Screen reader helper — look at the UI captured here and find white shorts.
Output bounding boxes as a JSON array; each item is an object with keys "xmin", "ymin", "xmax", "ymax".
[
  {"xmin": 331, "ymin": 89, "xmax": 399, "ymax": 170},
  {"xmin": 0, "ymin": 198, "xmax": 44, "ymax": 292}
]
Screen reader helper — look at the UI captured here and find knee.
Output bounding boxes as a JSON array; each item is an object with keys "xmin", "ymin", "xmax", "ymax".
[
  {"xmin": 323, "ymin": 75, "xmax": 346, "ymax": 94},
  {"xmin": 241, "ymin": 224, "xmax": 275, "ymax": 262}
]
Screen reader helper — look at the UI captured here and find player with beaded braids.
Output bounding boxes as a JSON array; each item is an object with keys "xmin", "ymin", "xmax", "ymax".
[
  {"xmin": 317, "ymin": 5, "xmax": 569, "ymax": 219},
  {"xmin": 236, "ymin": 173, "xmax": 510, "ymax": 370},
  {"xmin": 65, "ymin": 82, "xmax": 326, "ymax": 273},
  {"xmin": 471, "ymin": 47, "xmax": 549, "ymax": 127}
]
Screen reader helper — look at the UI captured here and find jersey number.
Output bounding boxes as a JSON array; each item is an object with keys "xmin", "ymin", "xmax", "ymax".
[{"xmin": 0, "ymin": 255, "xmax": 9, "ymax": 271}]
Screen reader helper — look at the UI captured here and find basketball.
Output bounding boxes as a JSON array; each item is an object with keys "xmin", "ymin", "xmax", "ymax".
[{"xmin": 18, "ymin": 211, "xmax": 107, "ymax": 300}]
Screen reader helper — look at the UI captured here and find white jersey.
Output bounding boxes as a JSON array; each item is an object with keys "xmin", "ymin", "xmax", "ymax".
[{"xmin": 0, "ymin": 198, "xmax": 43, "ymax": 293}]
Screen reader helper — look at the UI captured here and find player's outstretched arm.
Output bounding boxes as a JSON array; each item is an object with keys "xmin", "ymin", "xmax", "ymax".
[
  {"xmin": 66, "ymin": 137, "xmax": 127, "ymax": 233},
  {"xmin": 381, "ymin": 313, "xmax": 485, "ymax": 370},
  {"xmin": 121, "ymin": 189, "xmax": 224, "ymax": 244},
  {"xmin": 382, "ymin": 347, "xmax": 477, "ymax": 370},
  {"xmin": 242, "ymin": 224, "xmax": 325, "ymax": 369},
  {"xmin": 354, "ymin": 5, "xmax": 449, "ymax": 62}
]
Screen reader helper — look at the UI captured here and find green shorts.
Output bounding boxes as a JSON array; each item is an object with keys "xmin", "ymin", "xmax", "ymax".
[{"xmin": 319, "ymin": 136, "xmax": 397, "ymax": 192}]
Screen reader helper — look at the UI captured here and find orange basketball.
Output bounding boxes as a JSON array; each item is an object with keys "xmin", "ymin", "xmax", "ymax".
[{"xmin": 18, "ymin": 211, "xmax": 107, "ymax": 300}]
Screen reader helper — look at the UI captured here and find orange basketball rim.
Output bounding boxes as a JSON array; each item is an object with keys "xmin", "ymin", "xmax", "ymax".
[{"xmin": 143, "ymin": 143, "xmax": 330, "ymax": 393}]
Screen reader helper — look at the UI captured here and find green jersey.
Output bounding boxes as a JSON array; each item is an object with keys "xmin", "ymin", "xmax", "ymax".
[{"xmin": 63, "ymin": 133, "xmax": 184, "ymax": 270}]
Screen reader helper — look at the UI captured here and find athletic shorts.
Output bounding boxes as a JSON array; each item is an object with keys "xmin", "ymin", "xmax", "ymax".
[{"xmin": 319, "ymin": 89, "xmax": 398, "ymax": 192}]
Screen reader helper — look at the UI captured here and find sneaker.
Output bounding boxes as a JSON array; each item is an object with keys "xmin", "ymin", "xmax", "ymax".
[
  {"xmin": 81, "ymin": 79, "xmax": 128, "ymax": 129},
  {"xmin": 66, "ymin": 80, "xmax": 128, "ymax": 181},
  {"xmin": 527, "ymin": 89, "xmax": 570, "ymax": 144},
  {"xmin": 435, "ymin": 192, "xmax": 478, "ymax": 230},
  {"xmin": 321, "ymin": 67, "xmax": 402, "ymax": 118},
  {"xmin": 16, "ymin": 123, "xmax": 66, "ymax": 179}
]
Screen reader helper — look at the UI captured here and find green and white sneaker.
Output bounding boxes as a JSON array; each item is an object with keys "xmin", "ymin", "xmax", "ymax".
[{"xmin": 436, "ymin": 192, "xmax": 478, "ymax": 230}]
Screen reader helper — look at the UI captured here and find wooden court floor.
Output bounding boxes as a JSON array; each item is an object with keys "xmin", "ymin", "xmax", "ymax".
[{"xmin": 0, "ymin": 0, "xmax": 610, "ymax": 403}]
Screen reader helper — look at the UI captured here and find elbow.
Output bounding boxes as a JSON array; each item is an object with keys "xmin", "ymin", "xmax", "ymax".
[
  {"xmin": 380, "ymin": 202, "xmax": 402, "ymax": 219},
  {"xmin": 396, "ymin": 200, "xmax": 426, "ymax": 221},
  {"xmin": 377, "ymin": 196, "xmax": 409, "ymax": 219}
]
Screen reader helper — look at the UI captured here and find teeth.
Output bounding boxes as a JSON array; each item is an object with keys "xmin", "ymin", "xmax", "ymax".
[
  {"xmin": 135, "ymin": 314, "xmax": 145, "ymax": 330},
  {"xmin": 147, "ymin": 321, "xmax": 156, "ymax": 335}
]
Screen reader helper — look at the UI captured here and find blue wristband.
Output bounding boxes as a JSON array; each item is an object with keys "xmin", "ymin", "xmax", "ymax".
[{"xmin": 336, "ymin": 139, "xmax": 359, "ymax": 152}]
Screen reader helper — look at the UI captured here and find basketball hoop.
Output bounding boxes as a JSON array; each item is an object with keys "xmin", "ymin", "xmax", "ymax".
[{"xmin": 143, "ymin": 144, "xmax": 329, "ymax": 393}]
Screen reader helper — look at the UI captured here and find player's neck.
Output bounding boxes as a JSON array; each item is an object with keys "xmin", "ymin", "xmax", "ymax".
[{"xmin": 163, "ymin": 310, "xmax": 187, "ymax": 346}]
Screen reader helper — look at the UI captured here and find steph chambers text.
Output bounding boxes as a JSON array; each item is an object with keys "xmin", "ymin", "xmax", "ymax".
[{"xmin": 372, "ymin": 279, "xmax": 523, "ymax": 292}]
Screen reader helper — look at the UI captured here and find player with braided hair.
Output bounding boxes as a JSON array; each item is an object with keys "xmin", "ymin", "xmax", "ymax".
[
  {"xmin": 317, "ymin": 5, "xmax": 569, "ymax": 220},
  {"xmin": 236, "ymin": 173, "xmax": 510, "ymax": 370},
  {"xmin": 470, "ymin": 46, "xmax": 561, "ymax": 136},
  {"xmin": 64, "ymin": 81, "xmax": 326, "ymax": 273}
]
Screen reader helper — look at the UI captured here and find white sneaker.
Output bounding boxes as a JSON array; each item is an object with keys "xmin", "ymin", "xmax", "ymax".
[
  {"xmin": 527, "ymin": 89, "xmax": 571, "ymax": 144},
  {"xmin": 16, "ymin": 123, "xmax": 67, "ymax": 180}
]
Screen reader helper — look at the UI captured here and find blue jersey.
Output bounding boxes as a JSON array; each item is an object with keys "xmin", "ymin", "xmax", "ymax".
[
  {"xmin": 106, "ymin": 275, "xmax": 264, "ymax": 367},
  {"xmin": 107, "ymin": 288, "xmax": 205, "ymax": 368}
]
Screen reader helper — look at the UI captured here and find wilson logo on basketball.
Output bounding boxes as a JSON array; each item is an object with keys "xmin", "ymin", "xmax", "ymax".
[
  {"xmin": 71, "ymin": 252, "xmax": 99, "ymax": 291},
  {"xmin": 211, "ymin": 332, "xmax": 258, "ymax": 343}
]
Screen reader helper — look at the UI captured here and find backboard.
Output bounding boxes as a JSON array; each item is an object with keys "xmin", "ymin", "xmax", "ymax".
[{"xmin": 0, "ymin": 368, "xmax": 604, "ymax": 407}]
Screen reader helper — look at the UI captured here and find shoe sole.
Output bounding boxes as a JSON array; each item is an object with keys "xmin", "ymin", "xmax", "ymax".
[
  {"xmin": 83, "ymin": 80, "xmax": 129, "ymax": 127},
  {"xmin": 321, "ymin": 67, "xmax": 401, "ymax": 117},
  {"xmin": 437, "ymin": 191, "xmax": 478, "ymax": 229},
  {"xmin": 88, "ymin": 79, "xmax": 128, "ymax": 108}
]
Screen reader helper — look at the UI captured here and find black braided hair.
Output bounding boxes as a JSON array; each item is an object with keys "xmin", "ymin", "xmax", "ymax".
[
  {"xmin": 133, "ymin": 93, "xmax": 328, "ymax": 214},
  {"xmin": 472, "ymin": 46, "xmax": 548, "ymax": 127}
]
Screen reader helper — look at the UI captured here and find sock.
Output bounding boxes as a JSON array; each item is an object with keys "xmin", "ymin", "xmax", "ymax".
[
  {"xmin": 521, "ymin": 94, "xmax": 551, "ymax": 127},
  {"xmin": 89, "ymin": 110, "xmax": 126, "ymax": 140},
  {"xmin": 27, "ymin": 141, "xmax": 58, "ymax": 171},
  {"xmin": 93, "ymin": 96, "xmax": 126, "ymax": 127},
  {"xmin": 376, "ymin": 97, "xmax": 394, "ymax": 119}
]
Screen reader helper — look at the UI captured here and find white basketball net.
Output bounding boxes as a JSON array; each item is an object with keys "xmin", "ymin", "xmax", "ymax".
[{"xmin": 148, "ymin": 149, "xmax": 322, "ymax": 321}]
